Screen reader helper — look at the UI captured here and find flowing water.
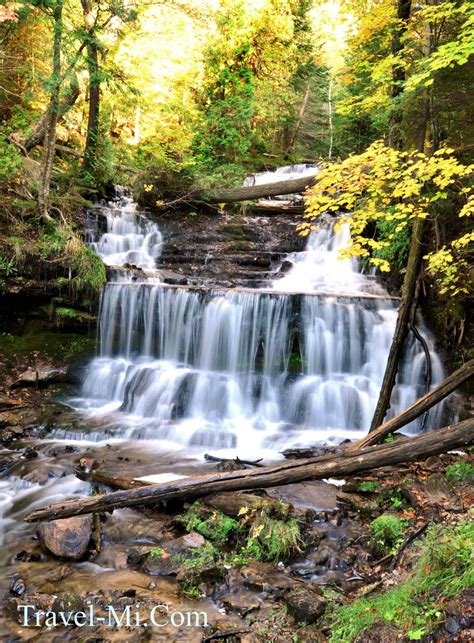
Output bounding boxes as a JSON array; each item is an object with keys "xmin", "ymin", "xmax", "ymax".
[
  {"xmin": 1, "ymin": 169, "xmax": 447, "ymax": 558},
  {"xmin": 68, "ymin": 175, "xmax": 444, "ymax": 454}
]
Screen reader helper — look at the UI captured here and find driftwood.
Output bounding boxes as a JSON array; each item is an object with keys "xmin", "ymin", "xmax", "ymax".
[
  {"xmin": 353, "ymin": 359, "xmax": 474, "ymax": 450},
  {"xmin": 204, "ymin": 453, "xmax": 263, "ymax": 468},
  {"xmin": 76, "ymin": 464, "xmax": 150, "ymax": 490},
  {"xmin": 25, "ymin": 419, "xmax": 473, "ymax": 522},
  {"xmin": 207, "ymin": 174, "xmax": 318, "ymax": 204}
]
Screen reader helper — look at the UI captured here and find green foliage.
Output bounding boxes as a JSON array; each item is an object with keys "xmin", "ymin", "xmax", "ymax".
[
  {"xmin": 179, "ymin": 503, "xmax": 240, "ymax": 546},
  {"xmin": 170, "ymin": 542, "xmax": 218, "ymax": 579},
  {"xmin": 0, "ymin": 256, "xmax": 18, "ymax": 277},
  {"xmin": 372, "ymin": 217, "xmax": 411, "ymax": 272},
  {"xmin": 302, "ymin": 141, "xmax": 473, "ymax": 299},
  {"xmin": 246, "ymin": 515, "xmax": 302, "ymax": 562},
  {"xmin": 445, "ymin": 461, "xmax": 474, "ymax": 484},
  {"xmin": 0, "ymin": 134, "xmax": 22, "ymax": 184},
  {"xmin": 0, "ymin": 331, "xmax": 95, "ymax": 362},
  {"xmin": 179, "ymin": 579, "xmax": 203, "ymax": 600},
  {"xmin": 178, "ymin": 500, "xmax": 301, "ymax": 564},
  {"xmin": 358, "ymin": 480, "xmax": 380, "ymax": 493},
  {"xmin": 369, "ymin": 514, "xmax": 409, "ymax": 556},
  {"xmin": 330, "ymin": 521, "xmax": 474, "ymax": 642},
  {"xmin": 149, "ymin": 547, "xmax": 165, "ymax": 558}
]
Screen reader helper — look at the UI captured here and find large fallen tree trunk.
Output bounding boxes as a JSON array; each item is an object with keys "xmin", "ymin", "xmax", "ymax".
[
  {"xmin": 353, "ymin": 358, "xmax": 474, "ymax": 450},
  {"xmin": 207, "ymin": 174, "xmax": 318, "ymax": 204},
  {"xmin": 25, "ymin": 418, "xmax": 473, "ymax": 522}
]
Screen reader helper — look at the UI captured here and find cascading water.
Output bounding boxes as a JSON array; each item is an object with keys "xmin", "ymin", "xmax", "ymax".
[
  {"xmin": 66, "ymin": 174, "xmax": 445, "ymax": 456},
  {"xmin": 86, "ymin": 190, "xmax": 162, "ymax": 270}
]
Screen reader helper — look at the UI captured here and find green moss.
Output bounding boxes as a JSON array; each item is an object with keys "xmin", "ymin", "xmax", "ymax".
[
  {"xmin": 247, "ymin": 515, "xmax": 302, "ymax": 561},
  {"xmin": 179, "ymin": 578, "xmax": 203, "ymax": 600},
  {"xmin": 149, "ymin": 547, "xmax": 165, "ymax": 558},
  {"xmin": 179, "ymin": 503, "xmax": 240, "ymax": 545},
  {"xmin": 358, "ymin": 481, "xmax": 381, "ymax": 493},
  {"xmin": 445, "ymin": 461, "xmax": 474, "ymax": 484},
  {"xmin": 329, "ymin": 521, "xmax": 474, "ymax": 642},
  {"xmin": 0, "ymin": 331, "xmax": 95, "ymax": 363},
  {"xmin": 170, "ymin": 542, "xmax": 218, "ymax": 573},
  {"xmin": 369, "ymin": 514, "xmax": 409, "ymax": 557}
]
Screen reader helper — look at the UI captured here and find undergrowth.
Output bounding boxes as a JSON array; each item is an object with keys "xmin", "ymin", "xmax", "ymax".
[
  {"xmin": 179, "ymin": 501, "xmax": 302, "ymax": 563},
  {"xmin": 329, "ymin": 521, "xmax": 474, "ymax": 642}
]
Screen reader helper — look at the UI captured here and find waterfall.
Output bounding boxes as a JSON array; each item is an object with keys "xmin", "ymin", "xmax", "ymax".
[
  {"xmin": 69, "ymin": 185, "xmax": 445, "ymax": 455},
  {"xmin": 86, "ymin": 191, "xmax": 162, "ymax": 270}
]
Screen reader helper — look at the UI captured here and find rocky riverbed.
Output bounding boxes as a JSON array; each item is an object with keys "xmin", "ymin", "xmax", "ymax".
[{"xmin": 0, "ymin": 364, "xmax": 472, "ymax": 642}]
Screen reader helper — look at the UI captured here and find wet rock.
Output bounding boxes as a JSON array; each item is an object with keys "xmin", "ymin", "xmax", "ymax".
[
  {"xmin": 11, "ymin": 366, "xmax": 71, "ymax": 388},
  {"xmin": 445, "ymin": 617, "xmax": 461, "ymax": 635},
  {"xmin": 21, "ymin": 446, "xmax": 38, "ymax": 460},
  {"xmin": 425, "ymin": 473, "xmax": 452, "ymax": 502},
  {"xmin": 219, "ymin": 590, "xmax": 263, "ymax": 616},
  {"xmin": 127, "ymin": 548, "xmax": 144, "ymax": 566},
  {"xmin": 9, "ymin": 593, "xmax": 57, "ymax": 623},
  {"xmin": 10, "ymin": 578, "xmax": 26, "ymax": 596},
  {"xmin": 52, "ymin": 593, "xmax": 85, "ymax": 616},
  {"xmin": 265, "ymin": 481, "xmax": 338, "ymax": 512},
  {"xmin": 0, "ymin": 395, "xmax": 23, "ymax": 411},
  {"xmin": 284, "ymin": 584, "xmax": 326, "ymax": 623},
  {"xmin": 336, "ymin": 491, "xmax": 379, "ymax": 514},
  {"xmin": 37, "ymin": 515, "xmax": 93, "ymax": 560},
  {"xmin": 14, "ymin": 549, "xmax": 41, "ymax": 563},
  {"xmin": 240, "ymin": 561, "xmax": 297, "ymax": 594},
  {"xmin": 142, "ymin": 532, "xmax": 206, "ymax": 576}
]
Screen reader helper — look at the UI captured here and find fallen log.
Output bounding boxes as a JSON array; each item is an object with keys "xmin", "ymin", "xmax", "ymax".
[
  {"xmin": 75, "ymin": 465, "xmax": 150, "ymax": 490},
  {"xmin": 207, "ymin": 174, "xmax": 318, "ymax": 204},
  {"xmin": 353, "ymin": 359, "xmax": 474, "ymax": 450},
  {"xmin": 25, "ymin": 419, "xmax": 473, "ymax": 522}
]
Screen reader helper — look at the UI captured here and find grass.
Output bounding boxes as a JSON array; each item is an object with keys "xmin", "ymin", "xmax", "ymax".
[
  {"xmin": 329, "ymin": 521, "xmax": 474, "ymax": 642},
  {"xmin": 179, "ymin": 501, "xmax": 302, "ymax": 564},
  {"xmin": 369, "ymin": 514, "xmax": 409, "ymax": 556},
  {"xmin": 445, "ymin": 461, "xmax": 474, "ymax": 484}
]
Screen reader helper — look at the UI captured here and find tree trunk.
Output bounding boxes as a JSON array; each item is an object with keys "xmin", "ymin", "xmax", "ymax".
[
  {"xmin": 369, "ymin": 215, "xmax": 426, "ymax": 430},
  {"xmin": 25, "ymin": 418, "xmax": 473, "ymax": 522},
  {"xmin": 370, "ymin": 2, "xmax": 440, "ymax": 432},
  {"xmin": 358, "ymin": 359, "xmax": 473, "ymax": 449},
  {"xmin": 388, "ymin": 0, "xmax": 412, "ymax": 149},
  {"xmin": 208, "ymin": 173, "xmax": 318, "ymax": 204},
  {"xmin": 81, "ymin": 0, "xmax": 100, "ymax": 173},
  {"xmin": 37, "ymin": 0, "xmax": 63, "ymax": 217},
  {"xmin": 286, "ymin": 84, "xmax": 310, "ymax": 154}
]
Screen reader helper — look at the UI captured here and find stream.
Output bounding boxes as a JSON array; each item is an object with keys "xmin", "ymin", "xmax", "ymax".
[{"xmin": 0, "ymin": 166, "xmax": 449, "ymax": 637}]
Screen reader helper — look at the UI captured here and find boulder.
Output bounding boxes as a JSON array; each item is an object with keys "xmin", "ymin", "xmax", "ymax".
[
  {"xmin": 284, "ymin": 584, "xmax": 327, "ymax": 624},
  {"xmin": 12, "ymin": 366, "xmax": 71, "ymax": 388},
  {"xmin": 142, "ymin": 532, "xmax": 206, "ymax": 576},
  {"xmin": 37, "ymin": 516, "xmax": 92, "ymax": 560}
]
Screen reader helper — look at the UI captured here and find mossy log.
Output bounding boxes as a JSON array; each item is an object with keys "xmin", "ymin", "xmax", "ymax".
[{"xmin": 25, "ymin": 419, "xmax": 473, "ymax": 522}]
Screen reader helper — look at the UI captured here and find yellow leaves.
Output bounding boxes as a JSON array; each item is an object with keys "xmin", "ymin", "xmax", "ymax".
[
  {"xmin": 143, "ymin": 183, "xmax": 153, "ymax": 192},
  {"xmin": 303, "ymin": 140, "xmax": 473, "ymax": 285},
  {"xmin": 459, "ymin": 194, "xmax": 474, "ymax": 218}
]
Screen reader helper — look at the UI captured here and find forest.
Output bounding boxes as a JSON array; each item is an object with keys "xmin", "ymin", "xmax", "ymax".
[{"xmin": 0, "ymin": 0, "xmax": 473, "ymax": 641}]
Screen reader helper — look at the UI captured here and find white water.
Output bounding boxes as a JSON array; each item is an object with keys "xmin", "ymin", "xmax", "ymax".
[
  {"xmin": 274, "ymin": 220, "xmax": 386, "ymax": 296},
  {"xmin": 0, "ymin": 171, "xmax": 448, "ymax": 545},
  {"xmin": 87, "ymin": 193, "xmax": 162, "ymax": 270},
  {"xmin": 65, "ymin": 173, "xmax": 445, "ymax": 456}
]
